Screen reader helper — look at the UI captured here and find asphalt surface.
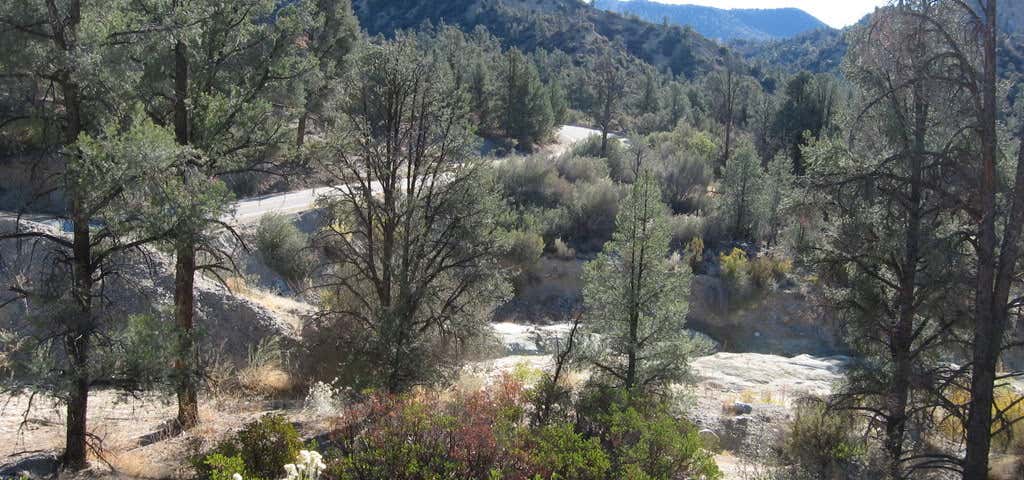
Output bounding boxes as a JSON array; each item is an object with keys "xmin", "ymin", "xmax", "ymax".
[
  {"xmin": 1, "ymin": 125, "xmax": 607, "ymax": 228},
  {"xmin": 230, "ymin": 125, "xmax": 605, "ymax": 224}
]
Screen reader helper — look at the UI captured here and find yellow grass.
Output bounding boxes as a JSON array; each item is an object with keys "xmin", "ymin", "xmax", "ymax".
[
  {"xmin": 237, "ymin": 364, "xmax": 294, "ymax": 396},
  {"xmin": 937, "ymin": 386, "xmax": 1024, "ymax": 452},
  {"xmin": 223, "ymin": 275, "xmax": 312, "ymax": 333},
  {"xmin": 105, "ymin": 449, "xmax": 177, "ymax": 479}
]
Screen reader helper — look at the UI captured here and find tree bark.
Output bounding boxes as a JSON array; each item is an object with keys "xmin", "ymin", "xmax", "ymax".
[
  {"xmin": 171, "ymin": 38, "xmax": 199, "ymax": 429},
  {"xmin": 963, "ymin": 2, "xmax": 1003, "ymax": 478},
  {"xmin": 53, "ymin": 0, "xmax": 90, "ymax": 467},
  {"xmin": 65, "ymin": 208, "xmax": 92, "ymax": 470},
  {"xmin": 296, "ymin": 110, "xmax": 308, "ymax": 147},
  {"xmin": 174, "ymin": 241, "xmax": 199, "ymax": 428}
]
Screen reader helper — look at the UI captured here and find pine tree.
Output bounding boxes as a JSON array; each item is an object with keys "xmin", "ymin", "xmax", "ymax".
[
  {"xmin": 717, "ymin": 142, "xmax": 762, "ymax": 240},
  {"xmin": 500, "ymin": 48, "xmax": 554, "ymax": 149},
  {"xmin": 756, "ymin": 153, "xmax": 794, "ymax": 246},
  {"xmin": 581, "ymin": 142, "xmax": 697, "ymax": 395}
]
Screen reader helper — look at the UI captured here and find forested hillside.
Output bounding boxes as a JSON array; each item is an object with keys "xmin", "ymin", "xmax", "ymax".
[
  {"xmin": 352, "ymin": 0, "xmax": 735, "ymax": 77},
  {"xmin": 594, "ymin": 0, "xmax": 828, "ymax": 41}
]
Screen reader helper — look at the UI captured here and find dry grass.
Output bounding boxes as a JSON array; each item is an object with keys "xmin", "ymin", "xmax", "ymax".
[
  {"xmin": 235, "ymin": 336, "xmax": 295, "ymax": 396},
  {"xmin": 937, "ymin": 385, "xmax": 1024, "ymax": 452},
  {"xmin": 720, "ymin": 388, "xmax": 790, "ymax": 413},
  {"xmin": 223, "ymin": 275, "xmax": 313, "ymax": 333},
  {"xmin": 104, "ymin": 449, "xmax": 178, "ymax": 479},
  {"xmin": 237, "ymin": 365, "xmax": 294, "ymax": 395}
]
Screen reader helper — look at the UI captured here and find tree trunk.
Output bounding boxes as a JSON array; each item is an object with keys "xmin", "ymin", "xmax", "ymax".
[
  {"xmin": 170, "ymin": 37, "xmax": 200, "ymax": 429},
  {"xmin": 57, "ymin": 0, "xmax": 88, "ymax": 463},
  {"xmin": 963, "ymin": 2, "xmax": 1001, "ymax": 478},
  {"xmin": 65, "ymin": 212, "xmax": 92, "ymax": 470},
  {"xmin": 64, "ymin": 335, "xmax": 89, "ymax": 470},
  {"xmin": 174, "ymin": 241, "xmax": 199, "ymax": 428},
  {"xmin": 296, "ymin": 110, "xmax": 308, "ymax": 147}
]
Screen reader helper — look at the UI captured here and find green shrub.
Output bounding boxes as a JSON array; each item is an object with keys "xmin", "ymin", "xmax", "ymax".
[
  {"xmin": 571, "ymin": 136, "xmax": 630, "ymax": 183},
  {"xmin": 564, "ymin": 179, "xmax": 620, "ymax": 252},
  {"xmin": 553, "ymin": 237, "xmax": 576, "ymax": 260},
  {"xmin": 556, "ymin": 155, "xmax": 610, "ymax": 183},
  {"xmin": 255, "ymin": 213, "xmax": 313, "ymax": 291},
  {"xmin": 605, "ymin": 404, "xmax": 721, "ymax": 480},
  {"xmin": 198, "ymin": 414, "xmax": 302, "ymax": 480},
  {"xmin": 668, "ymin": 214, "xmax": 705, "ymax": 249},
  {"xmin": 719, "ymin": 248, "xmax": 748, "ymax": 289},
  {"xmin": 780, "ymin": 400, "xmax": 874, "ymax": 480},
  {"xmin": 686, "ymin": 237, "xmax": 704, "ymax": 274},
  {"xmin": 749, "ymin": 256, "xmax": 775, "ymax": 290},
  {"xmin": 502, "ymin": 229, "xmax": 545, "ymax": 287},
  {"xmin": 515, "ymin": 423, "xmax": 610, "ymax": 479},
  {"xmin": 498, "ymin": 156, "xmax": 571, "ymax": 208},
  {"xmin": 203, "ymin": 453, "xmax": 247, "ymax": 480},
  {"xmin": 574, "ymin": 386, "xmax": 721, "ymax": 480}
]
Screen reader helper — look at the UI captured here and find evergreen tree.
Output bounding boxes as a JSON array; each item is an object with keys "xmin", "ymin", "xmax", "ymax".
[
  {"xmin": 587, "ymin": 49, "xmax": 627, "ymax": 157},
  {"xmin": 131, "ymin": 0, "xmax": 311, "ymax": 428},
  {"xmin": 756, "ymin": 153, "xmax": 794, "ymax": 246},
  {"xmin": 314, "ymin": 37, "xmax": 509, "ymax": 392},
  {"xmin": 717, "ymin": 142, "xmax": 762, "ymax": 240},
  {"xmin": 581, "ymin": 141, "xmax": 697, "ymax": 395},
  {"xmin": 295, "ymin": 0, "xmax": 361, "ymax": 147},
  {"xmin": 0, "ymin": 1, "xmax": 200, "ymax": 467},
  {"xmin": 500, "ymin": 48, "xmax": 554, "ymax": 149},
  {"xmin": 770, "ymin": 72, "xmax": 837, "ymax": 175}
]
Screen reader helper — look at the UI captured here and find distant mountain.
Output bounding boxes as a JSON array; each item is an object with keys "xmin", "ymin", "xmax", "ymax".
[
  {"xmin": 593, "ymin": 0, "xmax": 829, "ymax": 41},
  {"xmin": 352, "ymin": 0, "xmax": 739, "ymax": 78},
  {"xmin": 735, "ymin": 3, "xmax": 1024, "ymax": 77}
]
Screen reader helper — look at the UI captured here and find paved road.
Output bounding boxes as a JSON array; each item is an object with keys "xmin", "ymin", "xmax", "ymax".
[
  {"xmin": 231, "ymin": 125, "xmax": 605, "ymax": 224},
  {"xmin": 1, "ymin": 125, "xmax": 607, "ymax": 229}
]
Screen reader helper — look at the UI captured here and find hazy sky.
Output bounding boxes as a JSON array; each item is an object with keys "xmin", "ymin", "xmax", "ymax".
[{"xmin": 654, "ymin": 1, "xmax": 889, "ymax": 28}]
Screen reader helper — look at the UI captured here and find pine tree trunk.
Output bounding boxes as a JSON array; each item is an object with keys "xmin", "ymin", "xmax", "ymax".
[
  {"xmin": 963, "ymin": 3, "xmax": 1000, "ymax": 477},
  {"xmin": 64, "ymin": 338, "xmax": 89, "ymax": 470},
  {"xmin": 174, "ymin": 241, "xmax": 199, "ymax": 429},
  {"xmin": 297, "ymin": 110, "xmax": 308, "ymax": 147}
]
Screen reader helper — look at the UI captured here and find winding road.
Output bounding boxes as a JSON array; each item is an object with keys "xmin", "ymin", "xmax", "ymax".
[{"xmin": 230, "ymin": 125, "xmax": 606, "ymax": 224}]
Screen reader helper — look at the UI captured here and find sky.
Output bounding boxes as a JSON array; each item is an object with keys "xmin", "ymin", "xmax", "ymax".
[{"xmin": 654, "ymin": 0, "xmax": 889, "ymax": 28}]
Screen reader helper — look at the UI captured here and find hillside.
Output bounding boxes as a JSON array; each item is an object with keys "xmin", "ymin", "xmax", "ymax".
[
  {"xmin": 732, "ymin": 26, "xmax": 847, "ymax": 74},
  {"xmin": 351, "ymin": 0, "xmax": 736, "ymax": 78},
  {"xmin": 594, "ymin": 0, "xmax": 829, "ymax": 41},
  {"xmin": 737, "ymin": 4, "xmax": 1024, "ymax": 77}
]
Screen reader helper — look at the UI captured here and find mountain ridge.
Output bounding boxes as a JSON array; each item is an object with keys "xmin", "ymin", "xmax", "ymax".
[
  {"xmin": 593, "ymin": 0, "xmax": 830, "ymax": 41},
  {"xmin": 352, "ymin": 0, "xmax": 739, "ymax": 78}
]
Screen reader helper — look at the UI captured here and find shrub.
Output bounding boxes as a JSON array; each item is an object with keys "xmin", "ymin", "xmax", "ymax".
[
  {"xmin": 255, "ymin": 213, "xmax": 313, "ymax": 291},
  {"xmin": 502, "ymin": 230, "xmax": 545, "ymax": 283},
  {"xmin": 605, "ymin": 404, "xmax": 721, "ymax": 480},
  {"xmin": 331, "ymin": 376, "xmax": 527, "ymax": 479},
  {"xmin": 686, "ymin": 237, "xmax": 705, "ymax": 274},
  {"xmin": 564, "ymin": 179, "xmax": 620, "ymax": 252},
  {"xmin": 780, "ymin": 400, "xmax": 873, "ymax": 480},
  {"xmin": 237, "ymin": 336, "xmax": 293, "ymax": 396},
  {"xmin": 655, "ymin": 146, "xmax": 714, "ymax": 215},
  {"xmin": 571, "ymin": 136, "xmax": 630, "ymax": 183},
  {"xmin": 719, "ymin": 248, "xmax": 748, "ymax": 289},
  {"xmin": 556, "ymin": 155, "xmax": 610, "ymax": 183},
  {"xmin": 574, "ymin": 386, "xmax": 721, "ymax": 480},
  {"xmin": 198, "ymin": 414, "xmax": 302, "ymax": 480},
  {"xmin": 668, "ymin": 215, "xmax": 705, "ymax": 249},
  {"xmin": 515, "ymin": 423, "xmax": 610, "ymax": 479},
  {"xmin": 203, "ymin": 453, "xmax": 247, "ymax": 480},
  {"xmin": 553, "ymin": 237, "xmax": 576, "ymax": 260},
  {"xmin": 498, "ymin": 156, "xmax": 571, "ymax": 208},
  {"xmin": 749, "ymin": 256, "xmax": 775, "ymax": 290}
]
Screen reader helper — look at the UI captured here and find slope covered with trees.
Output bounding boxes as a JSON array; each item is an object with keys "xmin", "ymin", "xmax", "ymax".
[
  {"xmin": 594, "ymin": 0, "xmax": 829, "ymax": 41},
  {"xmin": 352, "ymin": 0, "xmax": 736, "ymax": 78}
]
